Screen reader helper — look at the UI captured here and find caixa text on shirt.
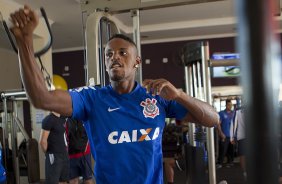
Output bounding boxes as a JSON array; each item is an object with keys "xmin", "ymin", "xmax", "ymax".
[{"xmin": 108, "ymin": 127, "xmax": 160, "ymax": 144}]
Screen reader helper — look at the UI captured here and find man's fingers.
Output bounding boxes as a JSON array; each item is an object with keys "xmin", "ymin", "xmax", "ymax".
[
  {"xmin": 14, "ymin": 11, "xmax": 24, "ymax": 28},
  {"xmin": 10, "ymin": 14, "xmax": 19, "ymax": 28},
  {"xmin": 142, "ymin": 79, "xmax": 152, "ymax": 93},
  {"xmin": 24, "ymin": 5, "xmax": 32, "ymax": 12},
  {"xmin": 19, "ymin": 9, "xmax": 28, "ymax": 25},
  {"xmin": 23, "ymin": 5, "xmax": 34, "ymax": 22},
  {"xmin": 142, "ymin": 79, "xmax": 168, "ymax": 96},
  {"xmin": 151, "ymin": 81, "xmax": 164, "ymax": 96},
  {"xmin": 23, "ymin": 5, "xmax": 31, "ymax": 14}
]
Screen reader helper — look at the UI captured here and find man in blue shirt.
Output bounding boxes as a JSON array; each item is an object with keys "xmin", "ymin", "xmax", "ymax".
[
  {"xmin": 216, "ymin": 99, "xmax": 235, "ymax": 169},
  {"xmin": 10, "ymin": 5, "xmax": 219, "ymax": 184}
]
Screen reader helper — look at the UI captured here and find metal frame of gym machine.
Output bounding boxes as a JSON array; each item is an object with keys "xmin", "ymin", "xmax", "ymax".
[
  {"xmin": 80, "ymin": 1, "xmax": 223, "ymax": 183},
  {"xmin": 81, "ymin": 0, "xmax": 282, "ymax": 183},
  {"xmin": 191, "ymin": 1, "xmax": 282, "ymax": 183},
  {"xmin": 1, "ymin": 91, "xmax": 30, "ymax": 184},
  {"xmin": 182, "ymin": 41, "xmax": 238, "ymax": 183}
]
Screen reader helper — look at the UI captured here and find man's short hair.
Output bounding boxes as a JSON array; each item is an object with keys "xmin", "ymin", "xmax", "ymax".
[
  {"xmin": 108, "ymin": 34, "xmax": 137, "ymax": 49},
  {"xmin": 226, "ymin": 99, "xmax": 232, "ymax": 104}
]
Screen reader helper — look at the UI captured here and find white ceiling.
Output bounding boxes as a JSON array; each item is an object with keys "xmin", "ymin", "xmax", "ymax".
[{"xmin": 0, "ymin": 0, "xmax": 282, "ymax": 52}]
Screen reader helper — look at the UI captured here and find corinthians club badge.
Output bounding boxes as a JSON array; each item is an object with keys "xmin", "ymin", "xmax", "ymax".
[{"xmin": 140, "ymin": 98, "xmax": 159, "ymax": 118}]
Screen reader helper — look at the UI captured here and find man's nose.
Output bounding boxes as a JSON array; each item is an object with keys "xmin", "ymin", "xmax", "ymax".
[{"xmin": 112, "ymin": 52, "xmax": 120, "ymax": 60}]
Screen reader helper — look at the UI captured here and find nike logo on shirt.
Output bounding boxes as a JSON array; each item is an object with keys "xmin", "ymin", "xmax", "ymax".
[{"xmin": 108, "ymin": 107, "xmax": 120, "ymax": 112}]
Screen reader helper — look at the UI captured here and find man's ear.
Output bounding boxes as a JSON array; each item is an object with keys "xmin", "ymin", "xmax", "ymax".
[
  {"xmin": 134, "ymin": 56, "xmax": 141, "ymax": 68},
  {"xmin": 136, "ymin": 56, "xmax": 141, "ymax": 65}
]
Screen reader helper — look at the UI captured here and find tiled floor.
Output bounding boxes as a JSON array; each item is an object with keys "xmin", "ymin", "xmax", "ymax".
[
  {"xmin": 163, "ymin": 159, "xmax": 245, "ymax": 184},
  {"xmin": 10, "ymin": 162, "xmax": 244, "ymax": 184}
]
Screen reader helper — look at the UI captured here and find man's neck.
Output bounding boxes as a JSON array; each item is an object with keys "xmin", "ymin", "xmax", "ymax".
[{"xmin": 111, "ymin": 80, "xmax": 136, "ymax": 94}]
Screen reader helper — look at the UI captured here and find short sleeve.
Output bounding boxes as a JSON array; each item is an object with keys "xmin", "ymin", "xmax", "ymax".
[
  {"xmin": 163, "ymin": 99, "xmax": 188, "ymax": 120},
  {"xmin": 42, "ymin": 115, "xmax": 53, "ymax": 131},
  {"xmin": 69, "ymin": 91, "xmax": 86, "ymax": 121},
  {"xmin": 219, "ymin": 111, "xmax": 223, "ymax": 122},
  {"xmin": 68, "ymin": 86, "xmax": 96, "ymax": 121}
]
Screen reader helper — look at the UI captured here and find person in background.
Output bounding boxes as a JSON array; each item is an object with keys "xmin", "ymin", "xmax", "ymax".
[
  {"xmin": 162, "ymin": 119, "xmax": 186, "ymax": 184},
  {"xmin": 39, "ymin": 112, "xmax": 69, "ymax": 184},
  {"xmin": 216, "ymin": 99, "xmax": 235, "ymax": 169},
  {"xmin": 230, "ymin": 106, "xmax": 247, "ymax": 179},
  {"xmin": 10, "ymin": 6, "xmax": 219, "ymax": 184},
  {"xmin": 66, "ymin": 118, "xmax": 94, "ymax": 184}
]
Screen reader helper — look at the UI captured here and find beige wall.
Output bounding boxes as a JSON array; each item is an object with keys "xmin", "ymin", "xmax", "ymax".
[{"xmin": 0, "ymin": 48, "xmax": 22, "ymax": 91}]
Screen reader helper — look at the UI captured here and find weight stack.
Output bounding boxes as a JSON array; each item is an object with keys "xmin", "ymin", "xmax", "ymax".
[
  {"xmin": 185, "ymin": 144, "xmax": 207, "ymax": 184},
  {"xmin": 26, "ymin": 138, "xmax": 40, "ymax": 183}
]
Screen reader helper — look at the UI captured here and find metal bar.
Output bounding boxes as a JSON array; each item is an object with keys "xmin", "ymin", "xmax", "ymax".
[
  {"xmin": 81, "ymin": 11, "xmax": 88, "ymax": 85},
  {"xmin": 81, "ymin": 0, "xmax": 225, "ymax": 15},
  {"xmin": 85, "ymin": 12, "xmax": 105, "ymax": 86},
  {"xmin": 236, "ymin": 0, "xmax": 280, "ymax": 183},
  {"xmin": 187, "ymin": 66, "xmax": 196, "ymax": 147},
  {"xmin": 196, "ymin": 61, "xmax": 203, "ymax": 101},
  {"xmin": 98, "ymin": 18, "xmax": 106, "ymax": 87},
  {"xmin": 202, "ymin": 41, "xmax": 216, "ymax": 184},
  {"xmin": 2, "ymin": 98, "xmax": 8, "ymax": 169},
  {"xmin": 14, "ymin": 117, "xmax": 30, "ymax": 141},
  {"xmin": 12, "ymin": 97, "xmax": 28, "ymax": 101},
  {"xmin": 131, "ymin": 9, "xmax": 142, "ymax": 84},
  {"xmin": 11, "ymin": 101, "xmax": 20, "ymax": 184},
  {"xmin": 112, "ymin": 0, "xmax": 225, "ymax": 14},
  {"xmin": 1, "ymin": 91, "xmax": 26, "ymax": 99},
  {"xmin": 201, "ymin": 43, "xmax": 207, "ymax": 102},
  {"xmin": 192, "ymin": 63, "xmax": 198, "ymax": 99},
  {"xmin": 184, "ymin": 66, "xmax": 195, "ymax": 147},
  {"xmin": 209, "ymin": 59, "xmax": 239, "ymax": 67},
  {"xmin": 184, "ymin": 66, "xmax": 190, "ymax": 95},
  {"xmin": 106, "ymin": 19, "xmax": 111, "ymax": 41}
]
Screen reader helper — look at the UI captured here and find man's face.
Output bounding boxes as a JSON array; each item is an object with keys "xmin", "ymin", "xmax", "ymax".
[
  {"xmin": 226, "ymin": 102, "xmax": 233, "ymax": 111},
  {"xmin": 105, "ymin": 38, "xmax": 140, "ymax": 82}
]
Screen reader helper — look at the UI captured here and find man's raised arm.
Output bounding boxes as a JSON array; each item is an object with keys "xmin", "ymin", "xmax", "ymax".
[{"xmin": 10, "ymin": 5, "xmax": 72, "ymax": 116}]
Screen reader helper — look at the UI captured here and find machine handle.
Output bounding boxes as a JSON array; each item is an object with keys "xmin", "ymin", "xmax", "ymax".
[{"xmin": 1, "ymin": 7, "xmax": 53, "ymax": 58}]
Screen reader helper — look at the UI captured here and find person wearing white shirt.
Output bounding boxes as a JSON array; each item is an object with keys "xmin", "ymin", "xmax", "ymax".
[{"xmin": 230, "ymin": 108, "xmax": 247, "ymax": 179}]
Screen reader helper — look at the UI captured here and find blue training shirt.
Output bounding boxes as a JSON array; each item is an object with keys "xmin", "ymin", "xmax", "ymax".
[
  {"xmin": 69, "ymin": 82, "xmax": 187, "ymax": 184},
  {"xmin": 219, "ymin": 110, "xmax": 234, "ymax": 137}
]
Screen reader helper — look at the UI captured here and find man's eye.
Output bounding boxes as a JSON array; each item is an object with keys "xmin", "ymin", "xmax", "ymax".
[
  {"xmin": 106, "ymin": 52, "xmax": 113, "ymax": 58},
  {"xmin": 120, "ymin": 51, "xmax": 127, "ymax": 56}
]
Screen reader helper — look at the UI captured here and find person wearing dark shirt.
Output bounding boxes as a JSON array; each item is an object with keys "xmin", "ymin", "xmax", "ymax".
[
  {"xmin": 39, "ymin": 112, "xmax": 69, "ymax": 184},
  {"xmin": 163, "ymin": 119, "xmax": 187, "ymax": 184},
  {"xmin": 66, "ymin": 118, "xmax": 94, "ymax": 184}
]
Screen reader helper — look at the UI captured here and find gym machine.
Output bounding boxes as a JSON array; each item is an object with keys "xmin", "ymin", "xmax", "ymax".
[
  {"xmin": 181, "ymin": 41, "xmax": 216, "ymax": 184},
  {"xmin": 1, "ymin": 91, "xmax": 40, "ymax": 184},
  {"xmin": 80, "ymin": 0, "xmax": 223, "ymax": 87}
]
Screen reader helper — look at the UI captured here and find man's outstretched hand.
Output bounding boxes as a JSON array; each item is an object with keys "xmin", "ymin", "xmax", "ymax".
[{"xmin": 10, "ymin": 5, "xmax": 39, "ymax": 43}]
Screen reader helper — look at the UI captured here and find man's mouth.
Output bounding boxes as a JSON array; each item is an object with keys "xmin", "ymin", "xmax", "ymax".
[{"xmin": 110, "ymin": 63, "xmax": 122, "ymax": 69}]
